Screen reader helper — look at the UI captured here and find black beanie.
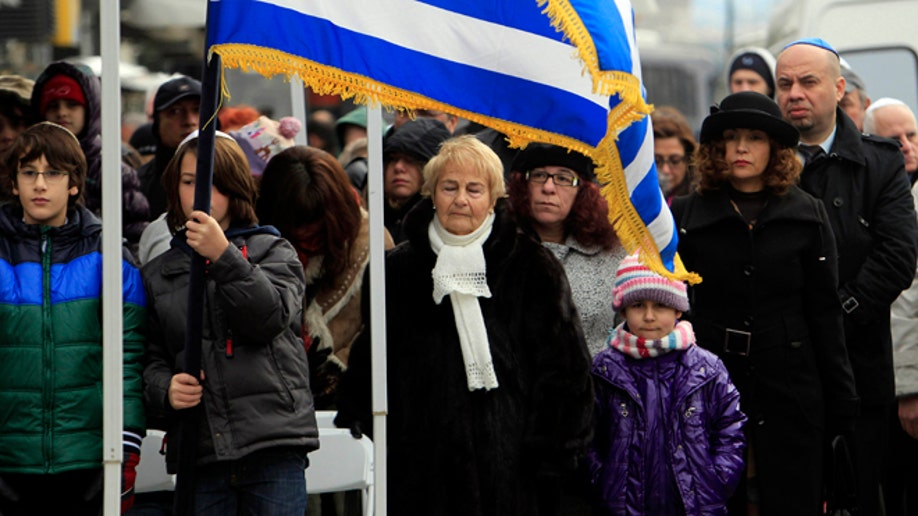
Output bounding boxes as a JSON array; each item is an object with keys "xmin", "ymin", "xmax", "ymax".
[
  {"xmin": 383, "ymin": 117, "xmax": 451, "ymax": 163},
  {"xmin": 511, "ymin": 143, "xmax": 595, "ymax": 183},
  {"xmin": 729, "ymin": 52, "xmax": 775, "ymax": 96}
]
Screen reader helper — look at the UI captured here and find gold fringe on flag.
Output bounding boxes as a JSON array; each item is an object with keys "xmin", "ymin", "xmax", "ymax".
[{"xmin": 210, "ymin": 39, "xmax": 698, "ymax": 283}]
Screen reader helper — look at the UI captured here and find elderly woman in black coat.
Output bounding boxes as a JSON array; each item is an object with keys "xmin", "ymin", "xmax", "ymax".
[
  {"xmin": 670, "ymin": 92, "xmax": 859, "ymax": 515},
  {"xmin": 337, "ymin": 135, "xmax": 593, "ymax": 515}
]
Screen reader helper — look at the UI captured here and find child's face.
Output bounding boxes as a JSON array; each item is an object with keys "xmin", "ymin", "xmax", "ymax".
[
  {"xmin": 623, "ymin": 300, "xmax": 682, "ymax": 340},
  {"xmin": 44, "ymin": 99, "xmax": 86, "ymax": 137},
  {"xmin": 13, "ymin": 154, "xmax": 79, "ymax": 227},
  {"xmin": 179, "ymin": 152, "xmax": 232, "ymax": 230}
]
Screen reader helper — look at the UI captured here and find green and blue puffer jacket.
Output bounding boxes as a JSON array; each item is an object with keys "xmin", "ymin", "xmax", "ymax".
[{"xmin": 0, "ymin": 204, "xmax": 146, "ymax": 474}]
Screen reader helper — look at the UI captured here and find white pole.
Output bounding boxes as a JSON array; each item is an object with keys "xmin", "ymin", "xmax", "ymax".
[
  {"xmin": 99, "ymin": 2, "xmax": 124, "ymax": 515},
  {"xmin": 289, "ymin": 76, "xmax": 308, "ymax": 146},
  {"xmin": 366, "ymin": 104, "xmax": 387, "ymax": 516}
]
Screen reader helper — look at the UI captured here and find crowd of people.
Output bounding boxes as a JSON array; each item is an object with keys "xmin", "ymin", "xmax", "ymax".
[{"xmin": 0, "ymin": 34, "xmax": 916, "ymax": 516}]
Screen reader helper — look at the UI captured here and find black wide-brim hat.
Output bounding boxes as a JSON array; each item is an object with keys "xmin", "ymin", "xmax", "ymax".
[{"xmin": 700, "ymin": 91, "xmax": 799, "ymax": 148}]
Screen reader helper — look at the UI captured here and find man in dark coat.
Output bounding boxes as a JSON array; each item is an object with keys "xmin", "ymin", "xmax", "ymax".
[
  {"xmin": 776, "ymin": 38, "xmax": 918, "ymax": 514},
  {"xmin": 137, "ymin": 75, "xmax": 201, "ymax": 220}
]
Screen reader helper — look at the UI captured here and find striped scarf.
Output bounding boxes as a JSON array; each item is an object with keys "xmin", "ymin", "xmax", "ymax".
[{"xmin": 607, "ymin": 320, "xmax": 695, "ymax": 359}]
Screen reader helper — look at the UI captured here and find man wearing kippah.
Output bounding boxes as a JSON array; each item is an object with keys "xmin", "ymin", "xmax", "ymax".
[
  {"xmin": 865, "ymin": 98, "xmax": 918, "ymax": 183},
  {"xmin": 777, "ymin": 37, "xmax": 918, "ymax": 514},
  {"xmin": 869, "ymin": 98, "xmax": 918, "ymax": 514}
]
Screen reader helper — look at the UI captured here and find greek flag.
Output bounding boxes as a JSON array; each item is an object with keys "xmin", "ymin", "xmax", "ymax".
[{"xmin": 206, "ymin": 0, "xmax": 694, "ymax": 279}]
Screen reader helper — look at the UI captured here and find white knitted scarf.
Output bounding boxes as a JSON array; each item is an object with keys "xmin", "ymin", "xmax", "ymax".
[{"xmin": 429, "ymin": 213, "xmax": 498, "ymax": 391}]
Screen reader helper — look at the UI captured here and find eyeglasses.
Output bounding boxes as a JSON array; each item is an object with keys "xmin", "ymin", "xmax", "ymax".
[
  {"xmin": 654, "ymin": 155, "xmax": 687, "ymax": 168},
  {"xmin": 18, "ymin": 170, "xmax": 70, "ymax": 184},
  {"xmin": 525, "ymin": 169, "xmax": 580, "ymax": 187}
]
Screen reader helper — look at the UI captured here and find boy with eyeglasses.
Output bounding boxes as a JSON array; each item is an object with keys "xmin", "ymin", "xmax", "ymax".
[{"xmin": 0, "ymin": 122, "xmax": 147, "ymax": 515}]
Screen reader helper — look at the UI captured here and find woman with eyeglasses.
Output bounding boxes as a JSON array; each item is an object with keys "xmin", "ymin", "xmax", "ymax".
[
  {"xmin": 652, "ymin": 106, "xmax": 698, "ymax": 204},
  {"xmin": 508, "ymin": 143, "xmax": 626, "ymax": 357}
]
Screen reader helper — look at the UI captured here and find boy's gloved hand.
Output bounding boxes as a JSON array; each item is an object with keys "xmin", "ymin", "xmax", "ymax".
[
  {"xmin": 0, "ymin": 475, "xmax": 19, "ymax": 502},
  {"xmin": 122, "ymin": 431, "xmax": 143, "ymax": 513}
]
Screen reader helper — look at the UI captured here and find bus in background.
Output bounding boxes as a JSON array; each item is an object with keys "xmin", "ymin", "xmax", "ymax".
[
  {"xmin": 639, "ymin": 43, "xmax": 719, "ymax": 136},
  {"xmin": 765, "ymin": 0, "xmax": 918, "ymax": 114}
]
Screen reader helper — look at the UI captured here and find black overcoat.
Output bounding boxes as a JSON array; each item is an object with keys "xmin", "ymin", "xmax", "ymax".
[
  {"xmin": 671, "ymin": 185, "xmax": 858, "ymax": 514},
  {"xmin": 798, "ymin": 108, "xmax": 918, "ymax": 406}
]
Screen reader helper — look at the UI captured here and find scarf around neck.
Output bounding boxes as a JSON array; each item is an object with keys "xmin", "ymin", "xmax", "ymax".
[
  {"xmin": 607, "ymin": 320, "xmax": 696, "ymax": 359},
  {"xmin": 429, "ymin": 212, "xmax": 498, "ymax": 390}
]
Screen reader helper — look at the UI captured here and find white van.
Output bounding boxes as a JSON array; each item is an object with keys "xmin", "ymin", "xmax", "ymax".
[{"xmin": 765, "ymin": 0, "xmax": 918, "ymax": 113}]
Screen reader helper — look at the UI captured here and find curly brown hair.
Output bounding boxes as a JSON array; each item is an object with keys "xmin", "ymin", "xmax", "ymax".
[
  {"xmin": 694, "ymin": 135, "xmax": 801, "ymax": 195},
  {"xmin": 507, "ymin": 171, "xmax": 619, "ymax": 250}
]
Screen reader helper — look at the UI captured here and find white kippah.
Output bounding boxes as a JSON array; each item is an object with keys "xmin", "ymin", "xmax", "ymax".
[{"xmin": 866, "ymin": 97, "xmax": 907, "ymax": 115}]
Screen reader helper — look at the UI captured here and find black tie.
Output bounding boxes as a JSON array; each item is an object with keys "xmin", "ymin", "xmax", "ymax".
[{"xmin": 799, "ymin": 144, "xmax": 824, "ymax": 164}]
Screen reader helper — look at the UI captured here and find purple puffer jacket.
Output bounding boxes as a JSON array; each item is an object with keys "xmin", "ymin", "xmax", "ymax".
[{"xmin": 588, "ymin": 345, "xmax": 746, "ymax": 515}]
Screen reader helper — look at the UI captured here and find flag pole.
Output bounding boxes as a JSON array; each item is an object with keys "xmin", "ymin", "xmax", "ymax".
[
  {"xmin": 366, "ymin": 104, "xmax": 388, "ymax": 515},
  {"xmin": 173, "ymin": 43, "xmax": 221, "ymax": 516},
  {"xmin": 100, "ymin": 1, "xmax": 124, "ymax": 514}
]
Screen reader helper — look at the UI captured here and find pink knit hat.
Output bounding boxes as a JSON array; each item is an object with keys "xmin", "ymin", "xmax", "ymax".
[{"xmin": 612, "ymin": 253, "xmax": 689, "ymax": 312}]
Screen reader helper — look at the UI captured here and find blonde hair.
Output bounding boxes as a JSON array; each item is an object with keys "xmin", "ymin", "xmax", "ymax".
[{"xmin": 421, "ymin": 135, "xmax": 505, "ymax": 201}]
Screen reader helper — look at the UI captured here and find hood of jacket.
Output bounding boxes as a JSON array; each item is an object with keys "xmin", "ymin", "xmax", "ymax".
[{"xmin": 31, "ymin": 62, "xmax": 102, "ymax": 157}]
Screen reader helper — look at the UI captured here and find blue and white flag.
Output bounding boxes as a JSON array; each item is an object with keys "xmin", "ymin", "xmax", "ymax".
[{"xmin": 206, "ymin": 0, "xmax": 696, "ymax": 280}]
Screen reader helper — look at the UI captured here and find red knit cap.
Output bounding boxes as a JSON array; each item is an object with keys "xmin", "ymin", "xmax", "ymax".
[{"xmin": 40, "ymin": 74, "xmax": 86, "ymax": 116}]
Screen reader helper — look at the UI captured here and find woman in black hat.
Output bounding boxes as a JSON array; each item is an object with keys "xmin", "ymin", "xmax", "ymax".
[
  {"xmin": 507, "ymin": 143, "xmax": 626, "ymax": 357},
  {"xmin": 670, "ymin": 91, "xmax": 859, "ymax": 515}
]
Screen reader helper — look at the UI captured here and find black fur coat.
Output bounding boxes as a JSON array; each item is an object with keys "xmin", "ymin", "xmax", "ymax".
[{"xmin": 337, "ymin": 198, "xmax": 593, "ymax": 515}]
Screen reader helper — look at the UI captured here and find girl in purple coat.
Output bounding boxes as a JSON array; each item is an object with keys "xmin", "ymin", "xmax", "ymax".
[{"xmin": 589, "ymin": 254, "xmax": 746, "ymax": 515}]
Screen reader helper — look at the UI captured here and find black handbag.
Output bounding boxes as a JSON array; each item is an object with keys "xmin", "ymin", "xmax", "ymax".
[{"xmin": 824, "ymin": 434, "xmax": 859, "ymax": 515}]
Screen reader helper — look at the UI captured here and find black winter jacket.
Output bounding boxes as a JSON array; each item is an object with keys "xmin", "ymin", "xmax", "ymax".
[
  {"xmin": 141, "ymin": 226, "xmax": 317, "ymax": 469},
  {"xmin": 798, "ymin": 108, "xmax": 918, "ymax": 405}
]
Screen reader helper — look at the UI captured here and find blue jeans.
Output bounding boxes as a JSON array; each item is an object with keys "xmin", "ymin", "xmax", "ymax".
[{"xmin": 193, "ymin": 446, "xmax": 308, "ymax": 516}]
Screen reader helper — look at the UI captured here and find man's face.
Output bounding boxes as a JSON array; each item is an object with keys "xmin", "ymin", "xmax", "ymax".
[
  {"xmin": 157, "ymin": 97, "xmax": 201, "ymax": 149},
  {"xmin": 776, "ymin": 45, "xmax": 845, "ymax": 143},
  {"xmin": 872, "ymin": 105, "xmax": 918, "ymax": 174},
  {"xmin": 729, "ymin": 70, "xmax": 770, "ymax": 97},
  {"xmin": 839, "ymin": 90, "xmax": 868, "ymax": 131}
]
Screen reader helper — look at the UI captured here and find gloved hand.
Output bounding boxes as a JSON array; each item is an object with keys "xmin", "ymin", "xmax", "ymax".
[
  {"xmin": 83, "ymin": 469, "xmax": 104, "ymax": 502},
  {"xmin": 349, "ymin": 420, "xmax": 364, "ymax": 440},
  {"xmin": 0, "ymin": 474, "xmax": 19, "ymax": 503},
  {"xmin": 122, "ymin": 431, "xmax": 143, "ymax": 513}
]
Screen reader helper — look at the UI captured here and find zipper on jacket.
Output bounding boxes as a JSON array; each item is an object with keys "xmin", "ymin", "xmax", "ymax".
[{"xmin": 40, "ymin": 228, "xmax": 52, "ymax": 471}]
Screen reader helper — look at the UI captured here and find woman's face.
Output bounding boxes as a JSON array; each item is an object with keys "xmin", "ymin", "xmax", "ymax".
[
  {"xmin": 526, "ymin": 165, "xmax": 580, "ymax": 234},
  {"xmin": 653, "ymin": 137, "xmax": 687, "ymax": 195},
  {"xmin": 432, "ymin": 162, "xmax": 494, "ymax": 235},
  {"xmin": 179, "ymin": 151, "xmax": 232, "ymax": 230},
  {"xmin": 723, "ymin": 128, "xmax": 770, "ymax": 192}
]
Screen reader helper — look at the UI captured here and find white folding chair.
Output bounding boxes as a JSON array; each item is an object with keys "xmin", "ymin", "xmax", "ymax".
[
  {"xmin": 306, "ymin": 411, "xmax": 375, "ymax": 516},
  {"xmin": 134, "ymin": 429, "xmax": 176, "ymax": 493}
]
